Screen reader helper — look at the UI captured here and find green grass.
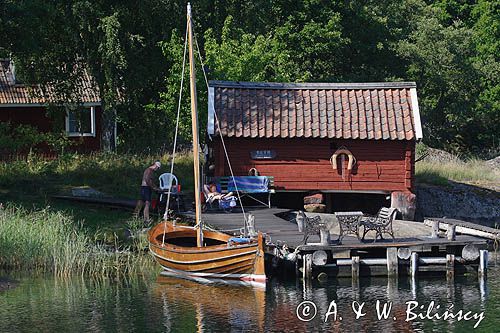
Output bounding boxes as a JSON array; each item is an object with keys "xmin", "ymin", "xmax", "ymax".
[
  {"xmin": 0, "ymin": 151, "xmax": 195, "ymax": 238},
  {"xmin": 0, "ymin": 205, "xmax": 155, "ymax": 278},
  {"xmin": 416, "ymin": 149, "xmax": 499, "ymax": 187},
  {"xmin": 0, "ymin": 150, "xmax": 194, "ymax": 199}
]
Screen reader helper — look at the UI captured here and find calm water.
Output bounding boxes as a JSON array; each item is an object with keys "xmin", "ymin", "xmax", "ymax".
[{"xmin": 1, "ymin": 265, "xmax": 499, "ymax": 332}]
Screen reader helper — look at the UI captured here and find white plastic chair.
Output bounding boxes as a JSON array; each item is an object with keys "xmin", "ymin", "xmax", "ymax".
[{"xmin": 159, "ymin": 173, "xmax": 179, "ymax": 211}]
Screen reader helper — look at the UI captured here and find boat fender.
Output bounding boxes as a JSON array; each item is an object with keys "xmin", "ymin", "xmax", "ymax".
[{"xmin": 228, "ymin": 237, "xmax": 251, "ymax": 244}]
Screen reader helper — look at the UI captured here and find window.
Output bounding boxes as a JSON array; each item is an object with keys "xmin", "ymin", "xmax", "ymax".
[{"xmin": 66, "ymin": 106, "xmax": 96, "ymax": 137}]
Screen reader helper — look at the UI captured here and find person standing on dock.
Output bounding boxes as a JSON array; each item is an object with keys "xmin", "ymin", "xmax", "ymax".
[{"xmin": 134, "ymin": 161, "xmax": 161, "ymax": 225}]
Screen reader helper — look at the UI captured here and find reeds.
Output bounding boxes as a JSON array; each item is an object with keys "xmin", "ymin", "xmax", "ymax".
[{"xmin": 0, "ymin": 205, "xmax": 155, "ymax": 278}]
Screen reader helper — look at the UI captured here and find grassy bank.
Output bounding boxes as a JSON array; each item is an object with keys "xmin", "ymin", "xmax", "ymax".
[
  {"xmin": 0, "ymin": 205, "xmax": 154, "ymax": 278},
  {"xmin": 0, "ymin": 150, "xmax": 194, "ymax": 199},
  {"xmin": 0, "ymin": 151, "xmax": 194, "ymax": 238},
  {"xmin": 415, "ymin": 145, "xmax": 499, "ymax": 187}
]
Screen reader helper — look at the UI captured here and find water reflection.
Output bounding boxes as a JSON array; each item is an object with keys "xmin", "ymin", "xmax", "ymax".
[
  {"xmin": 0, "ymin": 265, "xmax": 498, "ymax": 332},
  {"xmin": 154, "ymin": 275, "xmax": 266, "ymax": 333}
]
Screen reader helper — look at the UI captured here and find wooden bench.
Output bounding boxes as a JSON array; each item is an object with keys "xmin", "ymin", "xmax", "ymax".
[
  {"xmin": 360, "ymin": 207, "xmax": 398, "ymax": 242},
  {"xmin": 212, "ymin": 176, "xmax": 275, "ymax": 208}
]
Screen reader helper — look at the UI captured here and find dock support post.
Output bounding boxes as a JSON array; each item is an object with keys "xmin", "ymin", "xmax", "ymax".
[
  {"xmin": 320, "ymin": 227, "xmax": 331, "ymax": 245},
  {"xmin": 410, "ymin": 275, "xmax": 417, "ymax": 299},
  {"xmin": 446, "ymin": 254, "xmax": 455, "ymax": 281},
  {"xmin": 429, "ymin": 220, "xmax": 440, "ymax": 239},
  {"xmin": 296, "ymin": 212, "xmax": 304, "ymax": 233},
  {"xmin": 352, "ymin": 256, "xmax": 360, "ymax": 282},
  {"xmin": 387, "ymin": 248, "xmax": 398, "ymax": 277},
  {"xmin": 447, "ymin": 225, "xmax": 456, "ymax": 241},
  {"xmin": 387, "ymin": 276, "xmax": 398, "ymax": 300},
  {"xmin": 478, "ymin": 250, "xmax": 488, "ymax": 278},
  {"xmin": 410, "ymin": 252, "xmax": 418, "ymax": 299},
  {"xmin": 410, "ymin": 252, "xmax": 418, "ymax": 277},
  {"xmin": 479, "ymin": 272, "xmax": 487, "ymax": 303},
  {"xmin": 303, "ymin": 254, "xmax": 313, "ymax": 281}
]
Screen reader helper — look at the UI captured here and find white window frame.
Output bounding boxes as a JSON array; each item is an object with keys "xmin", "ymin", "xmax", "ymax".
[{"xmin": 65, "ymin": 106, "xmax": 96, "ymax": 137}]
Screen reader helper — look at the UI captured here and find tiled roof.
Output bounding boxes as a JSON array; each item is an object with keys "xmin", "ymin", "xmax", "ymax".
[
  {"xmin": 209, "ymin": 81, "xmax": 422, "ymax": 141},
  {"xmin": 0, "ymin": 59, "xmax": 101, "ymax": 105}
]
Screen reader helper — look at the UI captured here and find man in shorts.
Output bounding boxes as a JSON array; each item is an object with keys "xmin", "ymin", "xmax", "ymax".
[{"xmin": 134, "ymin": 161, "xmax": 161, "ymax": 225}]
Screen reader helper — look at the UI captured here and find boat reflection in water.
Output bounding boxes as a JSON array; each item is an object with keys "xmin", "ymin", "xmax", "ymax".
[
  {"xmin": 153, "ymin": 272, "xmax": 492, "ymax": 332},
  {"xmin": 154, "ymin": 275, "xmax": 266, "ymax": 332},
  {"xmin": 0, "ymin": 268, "xmax": 495, "ymax": 332}
]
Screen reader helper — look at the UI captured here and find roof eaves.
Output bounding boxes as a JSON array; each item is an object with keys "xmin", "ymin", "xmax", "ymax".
[{"xmin": 209, "ymin": 80, "xmax": 417, "ymax": 90}]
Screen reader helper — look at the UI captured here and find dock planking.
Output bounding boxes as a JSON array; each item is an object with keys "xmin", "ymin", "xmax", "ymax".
[
  {"xmin": 191, "ymin": 207, "xmax": 489, "ymax": 250},
  {"xmin": 183, "ymin": 207, "xmax": 490, "ymax": 280}
]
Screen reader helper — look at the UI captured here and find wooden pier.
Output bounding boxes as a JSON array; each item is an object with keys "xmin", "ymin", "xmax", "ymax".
[{"xmin": 189, "ymin": 208, "xmax": 490, "ymax": 282}]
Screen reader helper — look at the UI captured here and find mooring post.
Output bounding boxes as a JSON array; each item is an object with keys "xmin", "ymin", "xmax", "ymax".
[
  {"xmin": 352, "ymin": 256, "xmax": 360, "ymax": 282},
  {"xmin": 447, "ymin": 225, "xmax": 456, "ymax": 241},
  {"xmin": 320, "ymin": 227, "xmax": 331, "ymax": 245},
  {"xmin": 296, "ymin": 212, "xmax": 304, "ymax": 233},
  {"xmin": 479, "ymin": 272, "xmax": 487, "ymax": 303},
  {"xmin": 478, "ymin": 250, "xmax": 488, "ymax": 278},
  {"xmin": 410, "ymin": 252, "xmax": 418, "ymax": 277},
  {"xmin": 430, "ymin": 220, "xmax": 440, "ymax": 239},
  {"xmin": 386, "ymin": 247, "xmax": 398, "ymax": 277},
  {"xmin": 387, "ymin": 276, "xmax": 398, "ymax": 300},
  {"xmin": 446, "ymin": 254, "xmax": 455, "ymax": 281},
  {"xmin": 303, "ymin": 253, "xmax": 313, "ymax": 281},
  {"xmin": 411, "ymin": 275, "xmax": 417, "ymax": 299}
]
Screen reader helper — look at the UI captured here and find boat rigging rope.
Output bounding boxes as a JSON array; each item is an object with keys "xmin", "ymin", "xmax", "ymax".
[
  {"xmin": 161, "ymin": 19, "xmax": 189, "ymax": 246},
  {"xmin": 193, "ymin": 29, "xmax": 249, "ymax": 231}
]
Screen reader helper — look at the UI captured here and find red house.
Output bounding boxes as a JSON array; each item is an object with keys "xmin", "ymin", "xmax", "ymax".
[
  {"xmin": 206, "ymin": 81, "xmax": 423, "ymax": 218},
  {"xmin": 0, "ymin": 59, "xmax": 103, "ymax": 153}
]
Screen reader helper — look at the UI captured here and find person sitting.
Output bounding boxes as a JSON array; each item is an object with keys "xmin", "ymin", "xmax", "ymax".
[
  {"xmin": 203, "ymin": 182, "xmax": 233, "ymax": 204},
  {"xmin": 248, "ymin": 167, "xmax": 260, "ymax": 176}
]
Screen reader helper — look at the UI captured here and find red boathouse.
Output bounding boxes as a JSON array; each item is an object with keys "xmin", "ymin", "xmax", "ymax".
[{"xmin": 206, "ymin": 81, "xmax": 423, "ymax": 218}]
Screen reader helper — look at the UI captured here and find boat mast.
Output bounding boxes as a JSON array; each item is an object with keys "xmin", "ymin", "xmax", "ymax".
[{"xmin": 187, "ymin": 3, "xmax": 203, "ymax": 247}]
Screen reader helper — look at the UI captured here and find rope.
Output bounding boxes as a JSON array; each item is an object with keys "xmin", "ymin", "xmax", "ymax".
[
  {"xmin": 161, "ymin": 19, "xmax": 189, "ymax": 246},
  {"xmin": 193, "ymin": 26, "xmax": 249, "ymax": 231}
]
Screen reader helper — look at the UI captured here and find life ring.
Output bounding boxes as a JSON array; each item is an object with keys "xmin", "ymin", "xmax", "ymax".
[{"xmin": 330, "ymin": 148, "xmax": 356, "ymax": 171}]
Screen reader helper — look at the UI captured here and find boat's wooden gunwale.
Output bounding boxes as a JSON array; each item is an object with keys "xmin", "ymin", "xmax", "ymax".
[
  {"xmin": 149, "ymin": 241, "xmax": 259, "ymax": 254},
  {"xmin": 148, "ymin": 222, "xmax": 258, "ymax": 254},
  {"xmin": 152, "ymin": 252, "xmax": 257, "ymax": 272},
  {"xmin": 150, "ymin": 247, "xmax": 258, "ymax": 265}
]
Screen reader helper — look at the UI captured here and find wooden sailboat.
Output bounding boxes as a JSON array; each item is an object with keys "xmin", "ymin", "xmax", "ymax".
[{"xmin": 148, "ymin": 3, "xmax": 266, "ymax": 284}]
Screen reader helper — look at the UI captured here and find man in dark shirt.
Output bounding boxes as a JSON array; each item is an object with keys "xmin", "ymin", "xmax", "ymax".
[{"xmin": 134, "ymin": 161, "xmax": 161, "ymax": 225}]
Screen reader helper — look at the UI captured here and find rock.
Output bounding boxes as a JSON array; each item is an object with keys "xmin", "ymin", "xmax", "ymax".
[
  {"xmin": 391, "ymin": 191, "xmax": 416, "ymax": 220},
  {"xmin": 486, "ymin": 156, "xmax": 500, "ymax": 171},
  {"xmin": 304, "ymin": 193, "xmax": 324, "ymax": 205},
  {"xmin": 420, "ymin": 147, "xmax": 460, "ymax": 163},
  {"xmin": 0, "ymin": 277, "xmax": 18, "ymax": 292},
  {"xmin": 415, "ymin": 183, "xmax": 500, "ymax": 225},
  {"xmin": 71, "ymin": 186, "xmax": 106, "ymax": 198},
  {"xmin": 304, "ymin": 204, "xmax": 326, "ymax": 213}
]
